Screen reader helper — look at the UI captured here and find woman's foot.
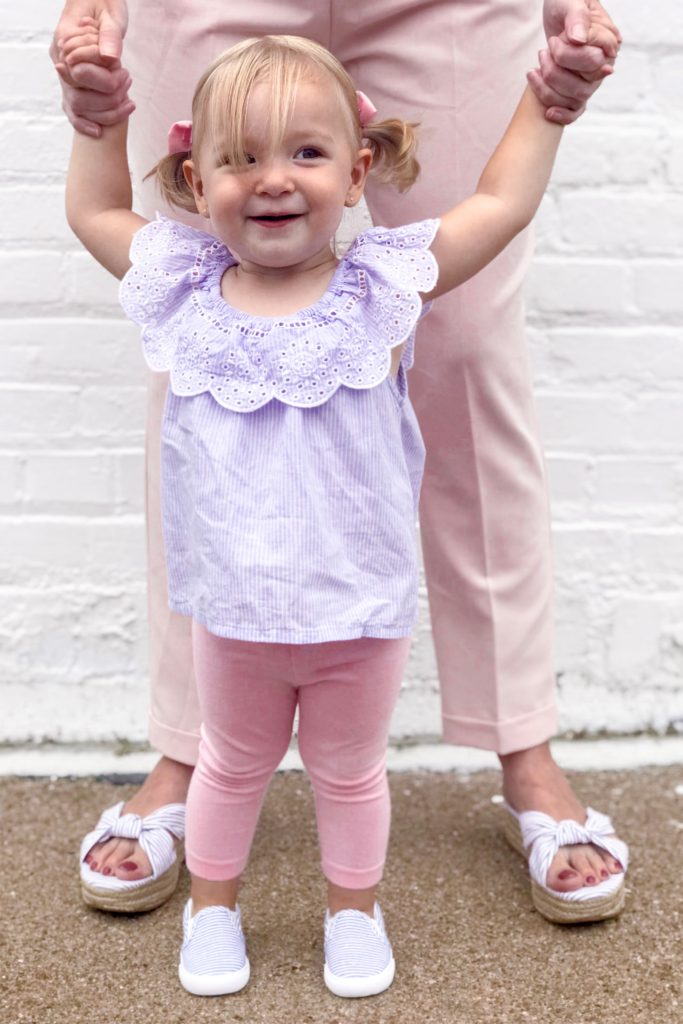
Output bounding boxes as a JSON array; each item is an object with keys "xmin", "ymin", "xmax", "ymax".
[
  {"xmin": 83, "ymin": 755, "xmax": 193, "ymax": 881},
  {"xmin": 500, "ymin": 742, "xmax": 624, "ymax": 894}
]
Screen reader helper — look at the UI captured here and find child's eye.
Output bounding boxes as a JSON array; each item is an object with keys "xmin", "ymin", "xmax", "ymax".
[
  {"xmin": 216, "ymin": 153, "xmax": 256, "ymax": 169},
  {"xmin": 295, "ymin": 147, "xmax": 322, "ymax": 160}
]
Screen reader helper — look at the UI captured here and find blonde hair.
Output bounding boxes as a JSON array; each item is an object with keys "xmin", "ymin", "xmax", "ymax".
[{"xmin": 149, "ymin": 35, "xmax": 420, "ymax": 211}]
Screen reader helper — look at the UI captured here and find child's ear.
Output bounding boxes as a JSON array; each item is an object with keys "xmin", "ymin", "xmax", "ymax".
[
  {"xmin": 345, "ymin": 147, "xmax": 373, "ymax": 208},
  {"xmin": 183, "ymin": 159, "xmax": 209, "ymax": 218}
]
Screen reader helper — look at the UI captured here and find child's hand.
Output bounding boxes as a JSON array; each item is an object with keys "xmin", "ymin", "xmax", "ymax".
[
  {"xmin": 50, "ymin": 3, "xmax": 132, "ymax": 137},
  {"xmin": 529, "ymin": 0, "xmax": 621, "ymax": 124},
  {"xmin": 59, "ymin": 17, "xmax": 120, "ymax": 69}
]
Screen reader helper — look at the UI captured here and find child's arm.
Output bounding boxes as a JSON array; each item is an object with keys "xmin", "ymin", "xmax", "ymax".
[
  {"xmin": 62, "ymin": 19, "xmax": 145, "ymax": 277},
  {"xmin": 424, "ymin": 87, "xmax": 562, "ymax": 301},
  {"xmin": 64, "ymin": 75, "xmax": 147, "ymax": 282},
  {"xmin": 66, "ymin": 118, "xmax": 148, "ymax": 279}
]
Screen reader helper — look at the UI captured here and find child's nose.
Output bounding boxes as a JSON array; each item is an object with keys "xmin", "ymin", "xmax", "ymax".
[{"xmin": 255, "ymin": 160, "xmax": 295, "ymax": 195}]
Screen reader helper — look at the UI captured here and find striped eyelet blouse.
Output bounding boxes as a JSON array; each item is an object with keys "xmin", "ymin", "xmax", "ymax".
[{"xmin": 120, "ymin": 216, "xmax": 439, "ymax": 644}]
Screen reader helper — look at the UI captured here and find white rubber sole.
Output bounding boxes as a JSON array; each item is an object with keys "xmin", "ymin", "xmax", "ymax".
[
  {"xmin": 324, "ymin": 957, "xmax": 395, "ymax": 998},
  {"xmin": 178, "ymin": 958, "xmax": 250, "ymax": 996}
]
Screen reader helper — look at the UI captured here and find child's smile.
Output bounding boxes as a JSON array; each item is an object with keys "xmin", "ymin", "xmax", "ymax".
[{"xmin": 248, "ymin": 213, "xmax": 303, "ymax": 227}]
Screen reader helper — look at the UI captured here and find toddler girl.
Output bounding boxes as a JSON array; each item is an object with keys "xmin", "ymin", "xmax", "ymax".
[{"xmin": 65, "ymin": 27, "xmax": 573, "ymax": 998}]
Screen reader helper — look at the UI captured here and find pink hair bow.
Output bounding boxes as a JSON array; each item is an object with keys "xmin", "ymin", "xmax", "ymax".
[
  {"xmin": 356, "ymin": 90, "xmax": 377, "ymax": 127},
  {"xmin": 168, "ymin": 120, "xmax": 192, "ymax": 154}
]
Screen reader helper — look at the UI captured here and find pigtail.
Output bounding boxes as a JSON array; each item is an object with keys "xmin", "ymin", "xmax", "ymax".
[
  {"xmin": 363, "ymin": 118, "xmax": 420, "ymax": 193},
  {"xmin": 143, "ymin": 152, "xmax": 200, "ymax": 213}
]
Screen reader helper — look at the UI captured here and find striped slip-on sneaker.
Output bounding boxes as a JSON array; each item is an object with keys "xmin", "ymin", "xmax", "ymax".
[
  {"xmin": 80, "ymin": 801, "xmax": 185, "ymax": 913},
  {"xmin": 178, "ymin": 899, "xmax": 250, "ymax": 996},
  {"xmin": 324, "ymin": 902, "xmax": 395, "ymax": 998}
]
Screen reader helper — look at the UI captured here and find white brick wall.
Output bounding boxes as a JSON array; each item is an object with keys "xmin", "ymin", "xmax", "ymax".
[{"xmin": 2, "ymin": 3, "xmax": 682, "ymax": 746}]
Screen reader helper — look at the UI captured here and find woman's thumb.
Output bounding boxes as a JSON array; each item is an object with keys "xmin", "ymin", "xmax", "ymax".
[
  {"xmin": 99, "ymin": 9, "xmax": 125, "ymax": 59},
  {"xmin": 564, "ymin": 0, "xmax": 591, "ymax": 43}
]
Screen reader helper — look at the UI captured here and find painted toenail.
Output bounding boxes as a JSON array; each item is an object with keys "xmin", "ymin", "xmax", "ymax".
[
  {"xmin": 102, "ymin": 867, "xmax": 112, "ymax": 876},
  {"xmin": 120, "ymin": 861, "xmax": 138, "ymax": 871},
  {"xmin": 586, "ymin": 875, "xmax": 596, "ymax": 884},
  {"xmin": 601, "ymin": 870, "xmax": 609, "ymax": 879},
  {"xmin": 558, "ymin": 870, "xmax": 576, "ymax": 880}
]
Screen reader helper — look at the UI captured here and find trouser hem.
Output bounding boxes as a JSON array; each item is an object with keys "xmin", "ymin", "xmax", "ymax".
[
  {"xmin": 441, "ymin": 702, "xmax": 558, "ymax": 756},
  {"xmin": 149, "ymin": 713, "xmax": 200, "ymax": 767}
]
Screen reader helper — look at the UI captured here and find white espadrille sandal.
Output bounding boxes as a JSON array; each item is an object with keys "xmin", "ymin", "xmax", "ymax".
[
  {"xmin": 80, "ymin": 801, "xmax": 185, "ymax": 913},
  {"xmin": 501, "ymin": 801, "xmax": 629, "ymax": 924}
]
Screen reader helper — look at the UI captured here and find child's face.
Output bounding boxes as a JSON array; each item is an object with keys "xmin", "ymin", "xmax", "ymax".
[{"xmin": 184, "ymin": 75, "xmax": 372, "ymax": 272}]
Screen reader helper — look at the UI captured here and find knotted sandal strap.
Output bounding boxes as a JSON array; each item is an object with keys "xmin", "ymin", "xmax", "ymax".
[
  {"xmin": 518, "ymin": 807, "xmax": 629, "ymax": 900},
  {"xmin": 501, "ymin": 802, "xmax": 629, "ymax": 924},
  {"xmin": 80, "ymin": 801, "xmax": 186, "ymax": 911}
]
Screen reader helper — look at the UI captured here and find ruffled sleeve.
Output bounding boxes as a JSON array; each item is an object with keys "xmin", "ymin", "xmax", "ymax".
[
  {"xmin": 345, "ymin": 219, "xmax": 438, "ymax": 346},
  {"xmin": 119, "ymin": 215, "xmax": 235, "ymax": 369},
  {"xmin": 119, "ymin": 215, "xmax": 439, "ymax": 412},
  {"xmin": 345, "ymin": 219, "xmax": 439, "ymax": 380}
]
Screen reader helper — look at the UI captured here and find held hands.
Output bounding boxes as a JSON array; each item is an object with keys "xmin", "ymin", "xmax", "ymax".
[
  {"xmin": 529, "ymin": 0, "xmax": 622, "ymax": 124},
  {"xmin": 51, "ymin": 1, "xmax": 132, "ymax": 136},
  {"xmin": 52, "ymin": 0, "xmax": 621, "ymax": 136}
]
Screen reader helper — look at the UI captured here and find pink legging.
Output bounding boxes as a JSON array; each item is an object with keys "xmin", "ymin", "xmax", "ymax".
[{"xmin": 185, "ymin": 624, "xmax": 412, "ymax": 889}]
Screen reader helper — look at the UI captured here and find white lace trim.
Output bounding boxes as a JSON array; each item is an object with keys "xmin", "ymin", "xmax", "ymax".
[{"xmin": 120, "ymin": 215, "xmax": 439, "ymax": 412}]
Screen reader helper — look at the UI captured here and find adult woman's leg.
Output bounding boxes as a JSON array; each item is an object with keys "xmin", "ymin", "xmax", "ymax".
[
  {"xmin": 82, "ymin": 0, "xmax": 335, "ymax": 889},
  {"xmin": 336, "ymin": 0, "xmax": 621, "ymax": 892}
]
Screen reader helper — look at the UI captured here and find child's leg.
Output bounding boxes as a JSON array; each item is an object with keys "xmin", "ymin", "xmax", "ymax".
[
  {"xmin": 295, "ymin": 637, "xmax": 411, "ymax": 913},
  {"xmin": 185, "ymin": 623, "xmax": 298, "ymax": 909}
]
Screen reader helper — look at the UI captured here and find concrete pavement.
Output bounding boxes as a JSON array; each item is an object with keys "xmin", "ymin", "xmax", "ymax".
[{"xmin": 2, "ymin": 765, "xmax": 681, "ymax": 1024}]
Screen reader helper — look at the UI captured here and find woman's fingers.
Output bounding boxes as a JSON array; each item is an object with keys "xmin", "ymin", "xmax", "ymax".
[
  {"xmin": 527, "ymin": 68, "xmax": 587, "ymax": 124},
  {"xmin": 55, "ymin": 60, "xmax": 134, "ymax": 131},
  {"xmin": 538, "ymin": 47, "xmax": 612, "ymax": 103},
  {"xmin": 549, "ymin": 26, "xmax": 618, "ymax": 74}
]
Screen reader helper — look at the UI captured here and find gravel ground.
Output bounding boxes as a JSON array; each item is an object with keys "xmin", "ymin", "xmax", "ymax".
[{"xmin": 2, "ymin": 766, "xmax": 681, "ymax": 1024}]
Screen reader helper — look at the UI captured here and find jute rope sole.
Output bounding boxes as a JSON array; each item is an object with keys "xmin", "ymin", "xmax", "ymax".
[
  {"xmin": 81, "ymin": 853, "xmax": 182, "ymax": 914},
  {"xmin": 502, "ymin": 813, "xmax": 625, "ymax": 925}
]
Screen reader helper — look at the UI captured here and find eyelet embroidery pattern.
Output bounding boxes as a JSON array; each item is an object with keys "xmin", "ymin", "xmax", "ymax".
[{"xmin": 120, "ymin": 216, "xmax": 440, "ymax": 412}]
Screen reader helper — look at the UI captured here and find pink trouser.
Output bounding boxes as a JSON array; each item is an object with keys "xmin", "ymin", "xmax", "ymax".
[
  {"xmin": 186, "ymin": 625, "xmax": 411, "ymax": 887},
  {"xmin": 127, "ymin": 0, "xmax": 557, "ymax": 763}
]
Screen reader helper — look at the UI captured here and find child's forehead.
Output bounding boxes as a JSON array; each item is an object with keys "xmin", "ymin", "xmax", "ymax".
[
  {"xmin": 241, "ymin": 73, "xmax": 356, "ymax": 144},
  {"xmin": 248, "ymin": 71, "xmax": 348, "ymax": 120},
  {"xmin": 199, "ymin": 63, "xmax": 358, "ymax": 161}
]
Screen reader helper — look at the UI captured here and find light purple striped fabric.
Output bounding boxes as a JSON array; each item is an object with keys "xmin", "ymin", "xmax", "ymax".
[
  {"xmin": 324, "ymin": 902, "xmax": 393, "ymax": 980},
  {"xmin": 120, "ymin": 217, "xmax": 439, "ymax": 644}
]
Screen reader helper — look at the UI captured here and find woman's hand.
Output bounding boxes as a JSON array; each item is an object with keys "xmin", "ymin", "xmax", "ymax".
[
  {"xmin": 50, "ymin": 1, "xmax": 132, "ymax": 136},
  {"xmin": 529, "ymin": 0, "xmax": 622, "ymax": 124}
]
